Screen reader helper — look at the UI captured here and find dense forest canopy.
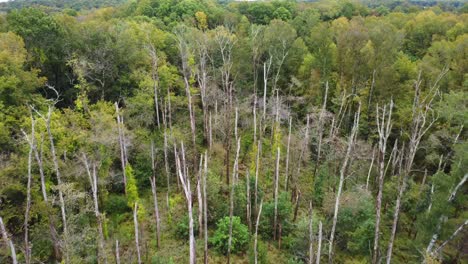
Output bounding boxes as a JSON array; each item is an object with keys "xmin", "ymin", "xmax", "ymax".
[{"xmin": 0, "ymin": 0, "xmax": 467, "ymax": 263}]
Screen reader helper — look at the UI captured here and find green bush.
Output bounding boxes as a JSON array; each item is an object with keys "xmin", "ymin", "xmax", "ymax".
[
  {"xmin": 175, "ymin": 214, "xmax": 199, "ymax": 240},
  {"xmin": 210, "ymin": 216, "xmax": 249, "ymax": 255}
]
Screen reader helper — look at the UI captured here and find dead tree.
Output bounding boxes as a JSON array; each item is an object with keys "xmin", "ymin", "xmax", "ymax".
[
  {"xmin": 254, "ymin": 199, "xmax": 263, "ymax": 264},
  {"xmin": 175, "ymin": 143, "xmax": 196, "ymax": 264},
  {"xmin": 285, "ymin": 115, "xmax": 292, "ymax": 191},
  {"xmin": 33, "ymin": 131, "xmax": 61, "ymax": 260},
  {"xmin": 373, "ymin": 101, "xmax": 393, "ymax": 264},
  {"xmin": 214, "ymin": 27, "xmax": 236, "ymax": 186},
  {"xmin": 386, "ymin": 143, "xmax": 406, "ymax": 264},
  {"xmin": 0, "ymin": 216, "xmax": 17, "ymax": 264},
  {"xmin": 273, "ymin": 147, "xmax": 280, "ymax": 241},
  {"xmin": 193, "ymin": 30, "xmax": 210, "ymax": 145},
  {"xmin": 150, "ymin": 141, "xmax": 161, "ymax": 248},
  {"xmin": 82, "ymin": 154, "xmax": 107, "ymax": 264},
  {"xmin": 366, "ymin": 148, "xmax": 376, "ymax": 191},
  {"xmin": 314, "ymin": 82, "xmax": 329, "ymax": 177},
  {"xmin": 21, "ymin": 115, "xmax": 36, "ymax": 264},
  {"xmin": 148, "ymin": 43, "xmax": 161, "ymax": 127},
  {"xmin": 227, "ymin": 137, "xmax": 241, "ymax": 264},
  {"xmin": 115, "ymin": 102, "xmax": 128, "ymax": 193},
  {"xmin": 174, "ymin": 27, "xmax": 197, "ymax": 149},
  {"xmin": 432, "ymin": 219, "xmax": 468, "ymax": 257},
  {"xmin": 254, "ymin": 140, "xmax": 261, "ymax": 214},
  {"xmin": 386, "ymin": 70, "xmax": 443, "ymax": 264},
  {"xmin": 247, "ymin": 171, "xmax": 252, "ymax": 232},
  {"xmin": 203, "ymin": 152, "xmax": 209, "ymax": 264},
  {"xmin": 292, "ymin": 115, "xmax": 310, "ymax": 203},
  {"xmin": 133, "ymin": 202, "xmax": 142, "ymax": 264},
  {"xmin": 328, "ymin": 103, "xmax": 361, "ymax": 264},
  {"xmin": 45, "ymin": 106, "xmax": 68, "ymax": 236},
  {"xmin": 163, "ymin": 125, "xmax": 171, "ymax": 207},
  {"xmin": 197, "ymin": 155, "xmax": 204, "ymax": 238},
  {"xmin": 316, "ymin": 221, "xmax": 322, "ymax": 264},
  {"xmin": 115, "ymin": 240, "xmax": 120, "ymax": 264},
  {"xmin": 308, "ymin": 202, "xmax": 314, "ymax": 264}
]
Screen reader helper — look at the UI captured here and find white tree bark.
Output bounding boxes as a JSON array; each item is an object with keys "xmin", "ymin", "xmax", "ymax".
[
  {"xmin": 308, "ymin": 202, "xmax": 314, "ymax": 264},
  {"xmin": 82, "ymin": 154, "xmax": 107, "ymax": 264},
  {"xmin": 273, "ymin": 147, "xmax": 280, "ymax": 241},
  {"xmin": 285, "ymin": 115, "xmax": 292, "ymax": 191},
  {"xmin": 134, "ymin": 202, "xmax": 142, "ymax": 264},
  {"xmin": 228, "ymin": 137, "xmax": 241, "ymax": 264},
  {"xmin": 21, "ymin": 116, "xmax": 35, "ymax": 264},
  {"xmin": 316, "ymin": 221, "xmax": 322, "ymax": 264},
  {"xmin": 150, "ymin": 141, "xmax": 161, "ymax": 249},
  {"xmin": 175, "ymin": 143, "xmax": 196, "ymax": 264},
  {"xmin": 254, "ymin": 199, "xmax": 263, "ymax": 264},
  {"xmin": 203, "ymin": 152, "xmax": 209, "ymax": 264},
  {"xmin": 373, "ymin": 101, "xmax": 393, "ymax": 264},
  {"xmin": 0, "ymin": 216, "xmax": 17, "ymax": 264},
  {"xmin": 328, "ymin": 103, "xmax": 360, "ymax": 264},
  {"xmin": 115, "ymin": 240, "xmax": 120, "ymax": 264},
  {"xmin": 115, "ymin": 102, "xmax": 127, "ymax": 193}
]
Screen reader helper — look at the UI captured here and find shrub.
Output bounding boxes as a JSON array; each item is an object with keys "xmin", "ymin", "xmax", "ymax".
[
  {"xmin": 210, "ymin": 216, "xmax": 249, "ymax": 255},
  {"xmin": 175, "ymin": 214, "xmax": 199, "ymax": 240}
]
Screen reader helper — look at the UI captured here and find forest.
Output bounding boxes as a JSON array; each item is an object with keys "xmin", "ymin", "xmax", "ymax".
[{"xmin": 0, "ymin": 0, "xmax": 467, "ymax": 263}]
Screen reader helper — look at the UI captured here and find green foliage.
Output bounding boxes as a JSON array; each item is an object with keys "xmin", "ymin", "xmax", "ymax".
[
  {"xmin": 125, "ymin": 164, "xmax": 139, "ymax": 208},
  {"xmin": 260, "ymin": 192, "xmax": 293, "ymax": 239},
  {"xmin": 175, "ymin": 213, "xmax": 199, "ymax": 240},
  {"xmin": 210, "ymin": 216, "xmax": 249, "ymax": 255}
]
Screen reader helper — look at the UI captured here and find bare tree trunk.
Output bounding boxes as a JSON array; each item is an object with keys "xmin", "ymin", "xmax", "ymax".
[
  {"xmin": 366, "ymin": 148, "xmax": 376, "ymax": 191},
  {"xmin": 163, "ymin": 129, "xmax": 171, "ymax": 210},
  {"xmin": 247, "ymin": 171, "xmax": 252, "ymax": 232},
  {"xmin": 373, "ymin": 101, "xmax": 393, "ymax": 264},
  {"xmin": 308, "ymin": 202, "xmax": 314, "ymax": 264},
  {"xmin": 115, "ymin": 103, "xmax": 127, "ymax": 193},
  {"xmin": 386, "ymin": 172, "xmax": 407, "ymax": 264},
  {"xmin": 316, "ymin": 221, "xmax": 322, "ymax": 264},
  {"xmin": 254, "ymin": 140, "xmax": 261, "ymax": 214},
  {"xmin": 433, "ymin": 219, "xmax": 468, "ymax": 255},
  {"xmin": 134, "ymin": 202, "xmax": 142, "ymax": 264},
  {"xmin": 82, "ymin": 154, "xmax": 107, "ymax": 264},
  {"xmin": 273, "ymin": 147, "xmax": 280, "ymax": 241},
  {"xmin": 197, "ymin": 155, "xmax": 204, "ymax": 239},
  {"xmin": 228, "ymin": 137, "xmax": 241, "ymax": 264},
  {"xmin": 314, "ymin": 82, "xmax": 329, "ymax": 177},
  {"xmin": 43, "ymin": 106, "xmax": 69, "ymax": 263},
  {"xmin": 254, "ymin": 200, "xmax": 263, "ymax": 264},
  {"xmin": 34, "ymin": 133, "xmax": 61, "ymax": 260},
  {"xmin": 21, "ymin": 117, "xmax": 35, "ymax": 264},
  {"xmin": 148, "ymin": 44, "xmax": 161, "ymax": 128},
  {"xmin": 328, "ymin": 104, "xmax": 361, "ymax": 264},
  {"xmin": 294, "ymin": 115, "xmax": 310, "ymax": 202},
  {"xmin": 115, "ymin": 240, "xmax": 120, "ymax": 264},
  {"xmin": 150, "ymin": 141, "xmax": 161, "ymax": 248},
  {"xmin": 203, "ymin": 152, "xmax": 209, "ymax": 264},
  {"xmin": 0, "ymin": 216, "xmax": 17, "ymax": 264},
  {"xmin": 285, "ymin": 115, "xmax": 292, "ymax": 191},
  {"xmin": 175, "ymin": 143, "xmax": 196, "ymax": 264},
  {"xmin": 293, "ymin": 190, "xmax": 301, "ymax": 223}
]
